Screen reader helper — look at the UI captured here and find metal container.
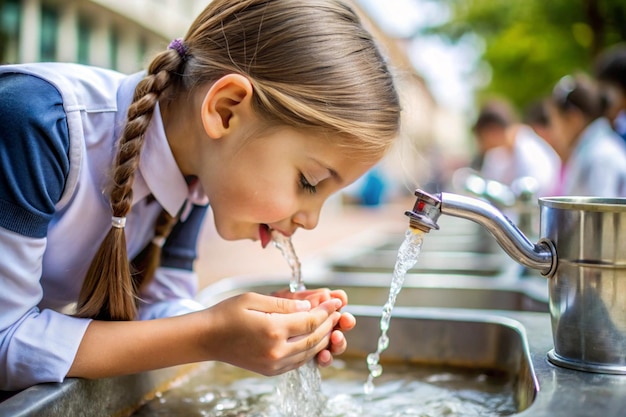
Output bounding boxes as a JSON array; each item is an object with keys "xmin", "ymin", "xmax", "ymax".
[
  {"xmin": 406, "ymin": 190, "xmax": 626, "ymax": 374},
  {"xmin": 540, "ymin": 197, "xmax": 626, "ymax": 373}
]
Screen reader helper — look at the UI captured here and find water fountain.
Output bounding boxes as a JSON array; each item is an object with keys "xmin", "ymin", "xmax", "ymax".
[{"xmin": 406, "ymin": 189, "xmax": 626, "ymax": 374}]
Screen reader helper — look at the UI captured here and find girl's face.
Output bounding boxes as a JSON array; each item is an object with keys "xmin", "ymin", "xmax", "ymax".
[
  {"xmin": 546, "ymin": 102, "xmax": 584, "ymax": 159},
  {"xmin": 199, "ymin": 125, "xmax": 377, "ymax": 247}
]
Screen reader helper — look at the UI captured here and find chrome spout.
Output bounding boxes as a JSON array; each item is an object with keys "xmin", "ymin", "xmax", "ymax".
[{"xmin": 406, "ymin": 189, "xmax": 557, "ymax": 276}]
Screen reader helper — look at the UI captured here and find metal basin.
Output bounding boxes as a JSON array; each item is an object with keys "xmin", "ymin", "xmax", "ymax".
[
  {"xmin": 132, "ymin": 306, "xmax": 538, "ymax": 416},
  {"xmin": 344, "ymin": 306, "xmax": 538, "ymax": 413},
  {"xmin": 370, "ymin": 215, "xmax": 497, "ymax": 253},
  {"xmin": 5, "ymin": 273, "xmax": 626, "ymax": 416},
  {"xmin": 376, "ymin": 233, "xmax": 497, "ymax": 253},
  {"xmin": 201, "ymin": 273, "xmax": 549, "ymax": 313},
  {"xmin": 329, "ymin": 251, "xmax": 511, "ymax": 276}
]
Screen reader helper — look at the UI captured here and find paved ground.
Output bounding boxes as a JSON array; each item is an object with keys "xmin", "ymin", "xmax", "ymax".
[{"xmin": 194, "ymin": 196, "xmax": 414, "ymax": 290}]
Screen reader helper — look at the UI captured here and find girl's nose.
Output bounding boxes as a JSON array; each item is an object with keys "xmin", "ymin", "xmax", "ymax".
[{"xmin": 292, "ymin": 205, "xmax": 321, "ymax": 230}]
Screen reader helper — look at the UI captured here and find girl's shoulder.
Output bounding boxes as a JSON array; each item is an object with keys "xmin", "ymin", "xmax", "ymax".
[
  {"xmin": 0, "ymin": 63, "xmax": 129, "ymax": 113},
  {"xmin": 0, "ymin": 72, "xmax": 70, "ymax": 238}
]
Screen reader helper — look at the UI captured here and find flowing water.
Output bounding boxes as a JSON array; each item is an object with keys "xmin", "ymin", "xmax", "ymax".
[
  {"xmin": 132, "ymin": 359, "xmax": 517, "ymax": 417},
  {"xmin": 365, "ymin": 228, "xmax": 424, "ymax": 395},
  {"xmin": 271, "ymin": 232, "xmax": 325, "ymax": 416}
]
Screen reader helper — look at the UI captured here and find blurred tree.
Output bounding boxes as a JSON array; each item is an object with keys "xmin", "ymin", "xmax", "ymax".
[
  {"xmin": 0, "ymin": 0, "xmax": 7, "ymax": 63},
  {"xmin": 420, "ymin": 0, "xmax": 626, "ymax": 109}
]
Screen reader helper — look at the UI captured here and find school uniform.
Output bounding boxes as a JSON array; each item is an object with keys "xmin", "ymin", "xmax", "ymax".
[
  {"xmin": 480, "ymin": 125, "xmax": 561, "ymax": 197},
  {"xmin": 0, "ymin": 63, "xmax": 209, "ymax": 391},
  {"xmin": 558, "ymin": 118, "xmax": 626, "ymax": 197}
]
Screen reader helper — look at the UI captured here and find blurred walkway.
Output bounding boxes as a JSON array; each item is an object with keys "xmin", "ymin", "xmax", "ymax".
[{"xmin": 195, "ymin": 197, "xmax": 413, "ymax": 290}]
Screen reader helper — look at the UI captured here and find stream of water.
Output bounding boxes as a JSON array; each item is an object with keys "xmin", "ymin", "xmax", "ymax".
[
  {"xmin": 364, "ymin": 228, "xmax": 424, "ymax": 394},
  {"xmin": 271, "ymin": 232, "xmax": 325, "ymax": 417}
]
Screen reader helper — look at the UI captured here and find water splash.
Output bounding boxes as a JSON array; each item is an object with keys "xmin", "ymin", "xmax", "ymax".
[
  {"xmin": 364, "ymin": 228, "xmax": 424, "ymax": 394},
  {"xmin": 272, "ymin": 231, "xmax": 326, "ymax": 416}
]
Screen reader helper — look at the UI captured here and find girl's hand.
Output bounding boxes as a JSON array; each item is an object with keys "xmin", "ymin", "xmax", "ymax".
[
  {"xmin": 272, "ymin": 288, "xmax": 357, "ymax": 367},
  {"xmin": 203, "ymin": 292, "xmax": 343, "ymax": 376}
]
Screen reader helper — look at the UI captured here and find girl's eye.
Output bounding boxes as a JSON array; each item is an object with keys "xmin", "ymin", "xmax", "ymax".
[{"xmin": 300, "ymin": 174, "xmax": 317, "ymax": 194}]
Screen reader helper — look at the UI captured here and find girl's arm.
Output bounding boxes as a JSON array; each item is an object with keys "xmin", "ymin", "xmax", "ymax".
[
  {"xmin": 0, "ymin": 73, "xmax": 91, "ymax": 391},
  {"xmin": 68, "ymin": 293, "xmax": 342, "ymax": 378}
]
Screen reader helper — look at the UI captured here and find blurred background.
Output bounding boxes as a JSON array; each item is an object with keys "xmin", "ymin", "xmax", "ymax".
[{"xmin": 2, "ymin": 0, "xmax": 626, "ymax": 285}]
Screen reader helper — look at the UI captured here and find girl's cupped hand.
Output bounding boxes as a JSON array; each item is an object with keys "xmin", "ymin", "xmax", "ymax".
[
  {"xmin": 272, "ymin": 288, "xmax": 356, "ymax": 367},
  {"xmin": 203, "ymin": 291, "xmax": 351, "ymax": 376}
]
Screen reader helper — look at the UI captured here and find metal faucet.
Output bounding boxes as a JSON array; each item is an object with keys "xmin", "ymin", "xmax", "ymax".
[
  {"xmin": 406, "ymin": 189, "xmax": 626, "ymax": 375},
  {"xmin": 405, "ymin": 189, "xmax": 557, "ymax": 276}
]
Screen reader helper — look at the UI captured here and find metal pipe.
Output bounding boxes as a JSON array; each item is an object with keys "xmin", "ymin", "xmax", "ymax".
[{"xmin": 406, "ymin": 189, "xmax": 556, "ymax": 276}]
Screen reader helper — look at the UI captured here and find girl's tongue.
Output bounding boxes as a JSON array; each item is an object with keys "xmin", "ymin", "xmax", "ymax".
[{"xmin": 259, "ymin": 224, "xmax": 272, "ymax": 248}]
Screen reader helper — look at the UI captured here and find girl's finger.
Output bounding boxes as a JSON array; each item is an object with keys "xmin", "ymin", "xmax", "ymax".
[
  {"xmin": 328, "ymin": 329, "xmax": 347, "ymax": 354},
  {"xmin": 243, "ymin": 292, "xmax": 312, "ymax": 314},
  {"xmin": 336, "ymin": 312, "xmax": 356, "ymax": 331},
  {"xmin": 280, "ymin": 298, "xmax": 342, "ymax": 338}
]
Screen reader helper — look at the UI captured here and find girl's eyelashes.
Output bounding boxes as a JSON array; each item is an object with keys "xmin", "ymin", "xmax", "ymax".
[{"xmin": 299, "ymin": 173, "xmax": 317, "ymax": 194}]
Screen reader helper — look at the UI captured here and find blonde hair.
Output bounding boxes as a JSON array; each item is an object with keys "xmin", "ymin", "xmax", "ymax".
[{"xmin": 76, "ymin": 0, "xmax": 400, "ymax": 320}]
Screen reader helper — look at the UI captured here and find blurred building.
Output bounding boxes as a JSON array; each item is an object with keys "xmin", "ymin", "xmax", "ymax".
[
  {"xmin": 0, "ymin": 0, "xmax": 205, "ymax": 72},
  {"xmin": 1, "ymin": 0, "xmax": 465, "ymax": 194}
]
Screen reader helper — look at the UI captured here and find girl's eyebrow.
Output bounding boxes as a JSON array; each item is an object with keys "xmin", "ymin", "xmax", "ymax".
[
  {"xmin": 329, "ymin": 167, "xmax": 341, "ymax": 182},
  {"xmin": 310, "ymin": 157, "xmax": 342, "ymax": 183}
]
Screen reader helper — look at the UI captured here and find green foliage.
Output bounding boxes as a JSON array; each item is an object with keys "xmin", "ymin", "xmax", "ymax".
[{"xmin": 425, "ymin": 0, "xmax": 626, "ymax": 110}]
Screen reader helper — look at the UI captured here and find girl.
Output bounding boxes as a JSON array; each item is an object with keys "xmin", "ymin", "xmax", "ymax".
[
  {"xmin": 547, "ymin": 73, "xmax": 626, "ymax": 197},
  {"xmin": 0, "ymin": 0, "xmax": 400, "ymax": 391}
]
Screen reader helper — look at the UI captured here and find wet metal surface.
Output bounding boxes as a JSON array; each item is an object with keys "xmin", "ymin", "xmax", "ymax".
[{"xmin": 2, "ymin": 275, "xmax": 626, "ymax": 416}]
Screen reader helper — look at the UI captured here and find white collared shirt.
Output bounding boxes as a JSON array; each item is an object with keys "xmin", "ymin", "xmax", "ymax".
[
  {"xmin": 560, "ymin": 118, "xmax": 626, "ymax": 197},
  {"xmin": 0, "ymin": 63, "xmax": 207, "ymax": 390}
]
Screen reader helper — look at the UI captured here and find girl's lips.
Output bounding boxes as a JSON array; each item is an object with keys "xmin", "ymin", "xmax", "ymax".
[{"xmin": 259, "ymin": 224, "xmax": 272, "ymax": 249}]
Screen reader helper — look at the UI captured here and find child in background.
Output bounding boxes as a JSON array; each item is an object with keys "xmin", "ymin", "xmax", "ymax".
[
  {"xmin": 471, "ymin": 99, "xmax": 560, "ymax": 198},
  {"xmin": 547, "ymin": 73, "xmax": 626, "ymax": 197},
  {"xmin": 0, "ymin": 0, "xmax": 400, "ymax": 391}
]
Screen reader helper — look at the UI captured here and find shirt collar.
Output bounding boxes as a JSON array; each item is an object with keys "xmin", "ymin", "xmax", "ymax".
[
  {"xmin": 138, "ymin": 101, "xmax": 189, "ymax": 217},
  {"xmin": 116, "ymin": 72, "xmax": 207, "ymax": 217}
]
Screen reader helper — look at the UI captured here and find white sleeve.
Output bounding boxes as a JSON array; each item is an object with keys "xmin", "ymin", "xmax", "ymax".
[
  {"xmin": 0, "ymin": 227, "xmax": 91, "ymax": 391},
  {"xmin": 137, "ymin": 266, "xmax": 205, "ymax": 320}
]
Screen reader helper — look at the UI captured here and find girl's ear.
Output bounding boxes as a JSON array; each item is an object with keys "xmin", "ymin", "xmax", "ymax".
[{"xmin": 200, "ymin": 74, "xmax": 254, "ymax": 139}]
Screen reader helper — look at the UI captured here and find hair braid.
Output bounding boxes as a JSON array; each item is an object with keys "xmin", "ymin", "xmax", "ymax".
[
  {"xmin": 76, "ymin": 50, "xmax": 182, "ymax": 321},
  {"xmin": 131, "ymin": 209, "xmax": 179, "ymax": 292}
]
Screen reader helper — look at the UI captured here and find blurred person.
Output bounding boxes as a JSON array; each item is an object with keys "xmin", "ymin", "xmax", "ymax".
[
  {"xmin": 524, "ymin": 99, "xmax": 553, "ymax": 145},
  {"xmin": 547, "ymin": 73, "xmax": 626, "ymax": 197},
  {"xmin": 594, "ymin": 43, "xmax": 626, "ymax": 143},
  {"xmin": 469, "ymin": 99, "xmax": 513, "ymax": 171},
  {"xmin": 472, "ymin": 99, "xmax": 560, "ymax": 197}
]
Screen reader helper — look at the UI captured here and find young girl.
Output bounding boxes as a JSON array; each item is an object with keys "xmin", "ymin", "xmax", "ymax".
[{"xmin": 0, "ymin": 0, "xmax": 400, "ymax": 391}]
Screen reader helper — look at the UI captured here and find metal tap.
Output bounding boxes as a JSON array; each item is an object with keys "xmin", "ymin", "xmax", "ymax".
[{"xmin": 405, "ymin": 189, "xmax": 557, "ymax": 276}]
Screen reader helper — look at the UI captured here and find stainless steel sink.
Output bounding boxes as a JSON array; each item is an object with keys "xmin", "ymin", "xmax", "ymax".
[
  {"xmin": 344, "ymin": 306, "xmax": 538, "ymax": 413},
  {"xmin": 132, "ymin": 306, "xmax": 539, "ymax": 416},
  {"xmin": 4, "ymin": 271, "xmax": 626, "ymax": 416},
  {"xmin": 329, "ymin": 250, "xmax": 511, "ymax": 276},
  {"xmin": 201, "ymin": 272, "xmax": 549, "ymax": 313},
  {"xmin": 376, "ymin": 233, "xmax": 497, "ymax": 253}
]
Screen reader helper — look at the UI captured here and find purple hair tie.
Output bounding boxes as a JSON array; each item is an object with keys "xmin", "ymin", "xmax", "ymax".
[{"xmin": 168, "ymin": 38, "xmax": 188, "ymax": 60}]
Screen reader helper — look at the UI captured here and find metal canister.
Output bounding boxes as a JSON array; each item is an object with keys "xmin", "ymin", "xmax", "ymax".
[{"xmin": 540, "ymin": 197, "xmax": 626, "ymax": 373}]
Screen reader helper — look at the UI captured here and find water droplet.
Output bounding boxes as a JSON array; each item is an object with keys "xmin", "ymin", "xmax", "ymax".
[
  {"xmin": 367, "ymin": 353, "xmax": 379, "ymax": 367},
  {"xmin": 363, "ymin": 379, "xmax": 375, "ymax": 395},
  {"xmin": 370, "ymin": 364, "xmax": 383, "ymax": 377},
  {"xmin": 378, "ymin": 334, "xmax": 389, "ymax": 351}
]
